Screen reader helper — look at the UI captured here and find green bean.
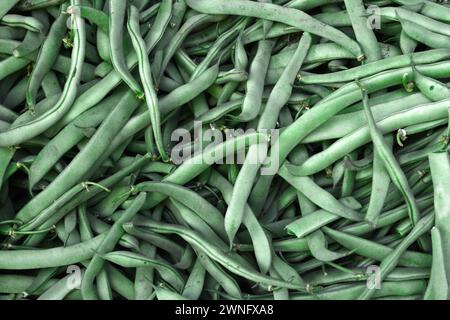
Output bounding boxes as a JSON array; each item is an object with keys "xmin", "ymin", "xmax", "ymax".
[
  {"xmin": 16, "ymin": 91, "xmax": 141, "ymax": 223},
  {"xmin": 365, "ymin": 139, "xmax": 392, "ymax": 227},
  {"xmin": 133, "ymin": 241, "xmax": 156, "ymax": 300},
  {"xmin": 208, "ymin": 169, "xmax": 272, "ymax": 274},
  {"xmin": 94, "ymin": 62, "xmax": 112, "ymax": 79},
  {"xmin": 234, "ymin": 40, "xmax": 273, "ymax": 121},
  {"xmin": 139, "ymin": 2, "xmax": 160, "ymax": 22},
  {"xmin": 289, "ymin": 97, "xmax": 450, "ymax": 177},
  {"xmin": 132, "ymin": 181, "xmax": 226, "ymax": 240},
  {"xmin": 104, "ymin": 262, "xmax": 135, "ymax": 300},
  {"xmin": 392, "ymin": 0, "xmax": 450, "ymax": 21},
  {"xmin": 2, "ymin": 77, "xmax": 29, "ymax": 110},
  {"xmin": 0, "ymin": 146, "xmax": 15, "ymax": 185},
  {"xmin": 304, "ymin": 267, "xmax": 430, "ymax": 287},
  {"xmin": 86, "ymin": 214, "xmax": 141, "ymax": 251},
  {"xmin": 0, "ymin": 39, "xmax": 22, "ymax": 55},
  {"xmin": 313, "ymin": 10, "xmax": 352, "ymax": 27},
  {"xmin": 184, "ymin": 16, "xmax": 238, "ymax": 48},
  {"xmin": 223, "ymin": 141, "xmax": 268, "ymax": 245},
  {"xmin": 189, "ymin": 18, "xmax": 246, "ymax": 82},
  {"xmin": 13, "ymin": 31, "xmax": 44, "ymax": 56},
  {"xmin": 144, "ymin": 0, "xmax": 172, "ymax": 54},
  {"xmin": 100, "ymin": 250, "xmax": 185, "ymax": 293},
  {"xmin": 133, "ymin": 219, "xmax": 308, "ymax": 292},
  {"xmin": 182, "ymin": 257, "xmax": 206, "ymax": 300},
  {"xmin": 28, "ymin": 90, "xmax": 121, "ymax": 191},
  {"xmin": 424, "ymin": 227, "xmax": 448, "ymax": 300},
  {"xmin": 1, "ymin": 0, "xmax": 449, "ymax": 302},
  {"xmin": 132, "ymin": 132, "xmax": 265, "ymax": 210},
  {"xmin": 63, "ymin": 56, "xmax": 218, "ymax": 140},
  {"xmin": 22, "ymin": 154, "xmax": 150, "ymax": 247},
  {"xmin": 252, "ymin": 62, "xmax": 450, "ymax": 214},
  {"xmin": 165, "ymin": 197, "xmax": 228, "ymax": 253},
  {"xmin": 152, "ymin": 0, "xmax": 187, "ymax": 72},
  {"xmin": 347, "ymin": 0, "xmax": 382, "ymax": 61},
  {"xmin": 0, "ymin": 2, "xmax": 85, "ymax": 147},
  {"xmin": 38, "ymin": 269, "xmax": 85, "ymax": 300},
  {"xmin": 269, "ymin": 238, "xmax": 309, "ymax": 253},
  {"xmin": 240, "ymin": 21, "xmax": 297, "ymax": 47},
  {"xmin": 123, "ymin": 222, "xmax": 185, "ymax": 263},
  {"xmin": 398, "ymin": 119, "xmax": 448, "ymax": 144},
  {"xmin": 96, "ymin": 22, "xmax": 111, "ymax": 61},
  {"xmin": 340, "ymin": 151, "xmax": 357, "ymax": 198},
  {"xmin": 76, "ymin": 205, "xmax": 91, "ymax": 243},
  {"xmin": 269, "ymin": 43, "xmax": 355, "ymax": 72},
  {"xmin": 279, "ymin": 165, "xmax": 363, "ymax": 221},
  {"xmin": 428, "ymin": 151, "xmax": 450, "ymax": 287},
  {"xmin": 158, "ymin": 14, "xmax": 224, "ymax": 83},
  {"xmin": 41, "ymin": 71, "xmax": 61, "ymax": 97},
  {"xmin": 300, "ymin": 49, "xmax": 450, "ymax": 84},
  {"xmin": 0, "ymin": 274, "xmax": 57, "ymax": 295},
  {"xmin": 22, "ymin": 267, "xmax": 59, "ymax": 297},
  {"xmin": 322, "ymin": 226, "xmax": 432, "ymax": 268},
  {"xmin": 0, "ymin": 26, "xmax": 26, "ymax": 39},
  {"xmin": 155, "ymin": 284, "xmax": 189, "ymax": 300},
  {"xmin": 127, "ymin": 5, "xmax": 167, "ymax": 161},
  {"xmin": 94, "ymin": 185, "xmax": 131, "ymax": 218},
  {"xmin": 0, "ymin": 0, "xmax": 20, "ymax": 19},
  {"xmin": 400, "ymin": 30, "xmax": 417, "ymax": 54},
  {"xmin": 277, "ymin": 187, "xmax": 297, "ymax": 212},
  {"xmin": 258, "ymin": 0, "xmax": 273, "ymax": 37},
  {"xmin": 287, "ymin": 0, "xmax": 342, "ymax": 11},
  {"xmin": 52, "ymin": 55, "xmax": 96, "ymax": 83},
  {"xmin": 259, "ymin": 33, "xmax": 311, "ymax": 130},
  {"xmin": 357, "ymin": 213, "xmax": 434, "ymax": 300},
  {"xmin": 0, "ymin": 56, "xmax": 30, "ymax": 82},
  {"xmin": 292, "ymin": 280, "xmax": 428, "ymax": 300},
  {"xmin": 304, "ymin": 93, "xmax": 416, "ymax": 143},
  {"xmin": 15, "ymin": 0, "xmax": 67, "ymax": 11},
  {"xmin": 271, "ymin": 250, "xmax": 305, "ymax": 293},
  {"xmin": 109, "ymin": 0, "xmax": 142, "ymax": 97},
  {"xmin": 216, "ymin": 69, "xmax": 247, "ymax": 85},
  {"xmin": 10, "ymin": 82, "xmax": 93, "ymax": 130},
  {"xmin": 380, "ymin": 6, "xmax": 450, "ymax": 36},
  {"xmin": 401, "ymin": 18, "xmax": 450, "ymax": 50},
  {"xmin": 0, "ymin": 14, "xmax": 45, "ymax": 33},
  {"xmin": 26, "ymin": 6, "xmax": 67, "ymax": 108},
  {"xmin": 307, "ymin": 229, "xmax": 349, "ymax": 262},
  {"xmin": 0, "ymin": 233, "xmax": 106, "ymax": 269},
  {"xmin": 81, "ymin": 192, "xmax": 146, "ymax": 300},
  {"xmin": 414, "ymin": 67, "xmax": 450, "ymax": 102},
  {"xmin": 96, "ymin": 268, "xmax": 112, "ymax": 301},
  {"xmin": 72, "ymin": 5, "xmax": 108, "ymax": 33},
  {"xmin": 359, "ymin": 85, "xmax": 419, "ymax": 228},
  {"xmin": 196, "ymin": 249, "xmax": 241, "ymax": 298},
  {"xmin": 186, "ymin": 0, "xmax": 364, "ymax": 59},
  {"xmin": 286, "ymin": 198, "xmax": 361, "ymax": 239}
]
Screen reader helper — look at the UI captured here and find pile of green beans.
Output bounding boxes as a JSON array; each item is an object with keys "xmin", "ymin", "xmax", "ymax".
[{"xmin": 0, "ymin": 0, "xmax": 449, "ymax": 301}]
